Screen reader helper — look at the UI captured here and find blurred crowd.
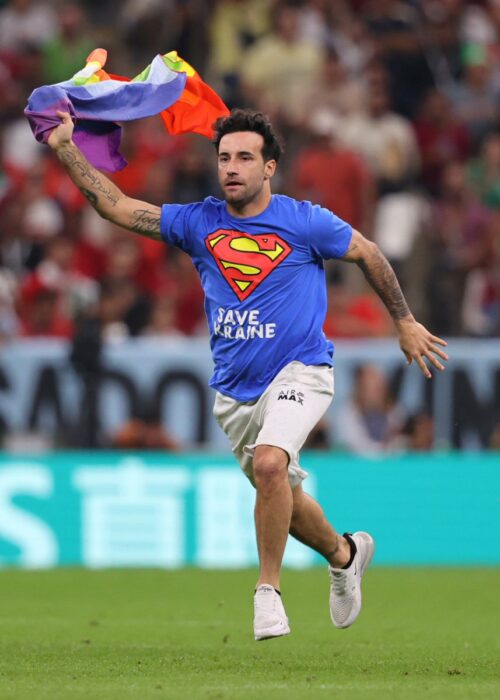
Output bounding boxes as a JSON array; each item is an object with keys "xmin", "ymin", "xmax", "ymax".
[
  {"xmin": 0, "ymin": 0, "xmax": 499, "ymax": 346},
  {"xmin": 305, "ymin": 363, "xmax": 438, "ymax": 453}
]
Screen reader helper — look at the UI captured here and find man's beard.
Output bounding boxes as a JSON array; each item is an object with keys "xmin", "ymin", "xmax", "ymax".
[{"xmin": 224, "ymin": 183, "xmax": 262, "ymax": 210}]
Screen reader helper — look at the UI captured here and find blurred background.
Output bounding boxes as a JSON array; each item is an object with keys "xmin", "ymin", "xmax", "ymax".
[{"xmin": 0, "ymin": 0, "xmax": 498, "ymax": 569}]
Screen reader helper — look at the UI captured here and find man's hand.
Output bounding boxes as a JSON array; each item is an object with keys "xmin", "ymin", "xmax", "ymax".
[
  {"xmin": 47, "ymin": 111, "xmax": 74, "ymax": 150},
  {"xmin": 342, "ymin": 231, "xmax": 449, "ymax": 377},
  {"xmin": 397, "ymin": 318, "xmax": 448, "ymax": 378}
]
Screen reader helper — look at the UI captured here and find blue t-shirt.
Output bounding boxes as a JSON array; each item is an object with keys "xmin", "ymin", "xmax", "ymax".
[{"xmin": 160, "ymin": 194, "xmax": 352, "ymax": 401}]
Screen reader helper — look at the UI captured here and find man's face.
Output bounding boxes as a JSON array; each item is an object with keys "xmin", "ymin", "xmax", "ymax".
[{"xmin": 217, "ymin": 131, "xmax": 275, "ymax": 209}]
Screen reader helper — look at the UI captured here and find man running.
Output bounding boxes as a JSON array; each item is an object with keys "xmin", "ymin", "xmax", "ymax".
[{"xmin": 48, "ymin": 108, "xmax": 448, "ymax": 641}]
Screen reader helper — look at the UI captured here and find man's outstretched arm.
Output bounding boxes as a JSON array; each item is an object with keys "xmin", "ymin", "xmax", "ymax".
[
  {"xmin": 47, "ymin": 112, "xmax": 162, "ymax": 240},
  {"xmin": 341, "ymin": 229, "xmax": 448, "ymax": 378}
]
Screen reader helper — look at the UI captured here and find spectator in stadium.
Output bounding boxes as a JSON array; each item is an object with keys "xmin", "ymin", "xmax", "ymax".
[
  {"xmin": 170, "ymin": 143, "xmax": 216, "ymax": 204},
  {"xmin": 208, "ymin": 0, "xmax": 270, "ymax": 106},
  {"xmin": 461, "ymin": 254, "xmax": 500, "ymax": 337},
  {"xmin": 240, "ymin": 2, "xmax": 324, "ymax": 114},
  {"xmin": 21, "ymin": 233, "xmax": 99, "ymax": 322},
  {"xmin": 290, "ymin": 110, "xmax": 375, "ymax": 233},
  {"xmin": 428, "ymin": 160, "xmax": 493, "ymax": 335},
  {"xmin": 466, "ymin": 130, "xmax": 500, "ymax": 210},
  {"xmin": 100, "ymin": 235, "xmax": 152, "ymax": 336},
  {"xmin": 361, "ymin": 0, "xmax": 434, "ymax": 118},
  {"xmin": 110, "ymin": 403, "xmax": 181, "ymax": 451},
  {"xmin": 46, "ymin": 106, "xmax": 448, "ymax": 643},
  {"xmin": 340, "ymin": 63, "xmax": 420, "ymax": 196},
  {"xmin": 419, "ymin": 0, "xmax": 463, "ymax": 85},
  {"xmin": 370, "ymin": 186, "xmax": 432, "ymax": 292},
  {"xmin": 413, "ymin": 88, "xmax": 471, "ymax": 197},
  {"xmin": 142, "ymin": 296, "xmax": 185, "ymax": 338},
  {"xmin": 162, "ymin": 247, "xmax": 206, "ymax": 336},
  {"xmin": 445, "ymin": 42, "xmax": 500, "ymax": 150},
  {"xmin": 338, "ymin": 63, "xmax": 426, "ymax": 287},
  {"xmin": 323, "ymin": 281, "xmax": 393, "ymax": 339},
  {"xmin": 339, "ymin": 363, "xmax": 405, "ymax": 454},
  {"xmin": 400, "ymin": 411, "xmax": 435, "ymax": 452},
  {"xmin": 119, "ymin": 0, "xmax": 179, "ymax": 68},
  {"xmin": 286, "ymin": 47, "xmax": 366, "ymax": 127},
  {"xmin": 0, "ymin": 0, "xmax": 55, "ymax": 53},
  {"xmin": 41, "ymin": 2, "xmax": 95, "ymax": 85},
  {"xmin": 18, "ymin": 284, "xmax": 73, "ymax": 338},
  {"xmin": 69, "ymin": 278, "xmax": 137, "ymax": 448},
  {"xmin": 0, "ymin": 264, "xmax": 19, "ymax": 342},
  {"xmin": 0, "ymin": 54, "xmax": 22, "ymax": 120},
  {"xmin": 328, "ymin": 12, "xmax": 375, "ymax": 77}
]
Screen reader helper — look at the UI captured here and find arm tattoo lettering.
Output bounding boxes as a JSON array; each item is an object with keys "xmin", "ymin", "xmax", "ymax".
[
  {"xmin": 130, "ymin": 209, "xmax": 161, "ymax": 240},
  {"xmin": 57, "ymin": 142, "xmax": 161, "ymax": 239},
  {"xmin": 358, "ymin": 247, "xmax": 411, "ymax": 321},
  {"xmin": 58, "ymin": 145, "xmax": 119, "ymax": 208}
]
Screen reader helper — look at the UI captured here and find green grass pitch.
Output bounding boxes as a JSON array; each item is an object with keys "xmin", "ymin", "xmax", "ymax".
[{"xmin": 0, "ymin": 568, "xmax": 498, "ymax": 700}]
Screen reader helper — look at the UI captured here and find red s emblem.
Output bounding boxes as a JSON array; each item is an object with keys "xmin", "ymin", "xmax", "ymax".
[{"xmin": 205, "ymin": 229, "xmax": 292, "ymax": 301}]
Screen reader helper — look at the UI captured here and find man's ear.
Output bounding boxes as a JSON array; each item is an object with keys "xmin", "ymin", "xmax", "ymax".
[{"xmin": 264, "ymin": 159, "xmax": 277, "ymax": 180}]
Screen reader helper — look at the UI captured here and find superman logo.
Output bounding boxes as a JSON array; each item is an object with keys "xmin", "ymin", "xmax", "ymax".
[{"xmin": 205, "ymin": 229, "xmax": 292, "ymax": 301}]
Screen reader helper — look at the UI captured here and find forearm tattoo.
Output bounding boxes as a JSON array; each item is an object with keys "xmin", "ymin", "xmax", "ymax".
[
  {"xmin": 358, "ymin": 246, "xmax": 411, "ymax": 321},
  {"xmin": 130, "ymin": 209, "xmax": 161, "ymax": 240},
  {"xmin": 58, "ymin": 143, "xmax": 161, "ymax": 240},
  {"xmin": 57, "ymin": 144, "xmax": 119, "ymax": 208},
  {"xmin": 80, "ymin": 188, "xmax": 98, "ymax": 207}
]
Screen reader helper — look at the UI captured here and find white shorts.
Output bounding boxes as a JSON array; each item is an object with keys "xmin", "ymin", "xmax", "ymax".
[{"xmin": 213, "ymin": 361, "xmax": 334, "ymax": 488}]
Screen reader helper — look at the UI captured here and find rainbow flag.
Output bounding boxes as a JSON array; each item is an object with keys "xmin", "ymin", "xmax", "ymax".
[{"xmin": 25, "ymin": 49, "xmax": 229, "ymax": 171}]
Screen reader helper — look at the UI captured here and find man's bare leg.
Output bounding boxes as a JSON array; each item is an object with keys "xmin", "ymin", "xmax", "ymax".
[
  {"xmin": 290, "ymin": 485, "xmax": 375, "ymax": 629},
  {"xmin": 290, "ymin": 484, "xmax": 351, "ymax": 567},
  {"xmin": 253, "ymin": 445, "xmax": 292, "ymax": 590}
]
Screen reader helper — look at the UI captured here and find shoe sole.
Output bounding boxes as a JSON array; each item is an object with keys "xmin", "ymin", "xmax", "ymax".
[{"xmin": 255, "ymin": 625, "xmax": 291, "ymax": 641}]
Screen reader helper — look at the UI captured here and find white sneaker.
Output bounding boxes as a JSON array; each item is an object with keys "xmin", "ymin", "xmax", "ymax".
[
  {"xmin": 328, "ymin": 531, "xmax": 375, "ymax": 629},
  {"xmin": 253, "ymin": 584, "xmax": 291, "ymax": 641}
]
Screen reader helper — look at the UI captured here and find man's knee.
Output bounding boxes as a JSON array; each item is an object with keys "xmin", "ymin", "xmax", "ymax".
[{"xmin": 253, "ymin": 445, "xmax": 289, "ymax": 490}]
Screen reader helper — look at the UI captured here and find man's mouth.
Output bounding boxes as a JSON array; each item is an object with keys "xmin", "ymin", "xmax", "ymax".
[{"xmin": 225, "ymin": 181, "xmax": 243, "ymax": 188}]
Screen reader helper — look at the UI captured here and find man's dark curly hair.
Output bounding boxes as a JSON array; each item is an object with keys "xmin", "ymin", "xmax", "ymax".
[{"xmin": 212, "ymin": 108, "xmax": 283, "ymax": 163}]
